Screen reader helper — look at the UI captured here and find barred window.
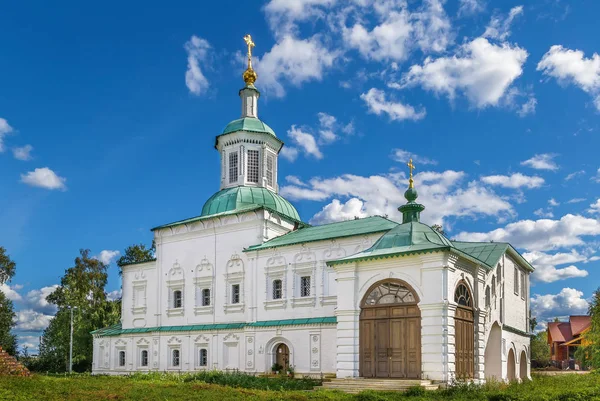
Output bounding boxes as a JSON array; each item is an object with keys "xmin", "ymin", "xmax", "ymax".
[
  {"xmin": 172, "ymin": 349, "xmax": 180, "ymax": 367},
  {"xmin": 247, "ymin": 150, "xmax": 259, "ymax": 183},
  {"xmin": 272, "ymin": 279, "xmax": 282, "ymax": 299},
  {"xmin": 520, "ymin": 272, "xmax": 526, "ymax": 299},
  {"xmin": 199, "ymin": 349, "xmax": 208, "ymax": 367},
  {"xmin": 266, "ymin": 154, "xmax": 274, "ymax": 187},
  {"xmin": 231, "ymin": 284, "xmax": 240, "ymax": 304},
  {"xmin": 140, "ymin": 350, "xmax": 148, "ymax": 367},
  {"xmin": 229, "ymin": 151, "xmax": 238, "ymax": 183},
  {"xmin": 300, "ymin": 276, "xmax": 311, "ymax": 297},
  {"xmin": 514, "ymin": 268, "xmax": 519, "ymax": 295},
  {"xmin": 119, "ymin": 351, "xmax": 126, "ymax": 367},
  {"xmin": 202, "ymin": 288, "xmax": 210, "ymax": 306},
  {"xmin": 173, "ymin": 290, "xmax": 182, "ymax": 308}
]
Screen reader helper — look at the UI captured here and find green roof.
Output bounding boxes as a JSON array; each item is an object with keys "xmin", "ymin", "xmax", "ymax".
[
  {"xmin": 245, "ymin": 216, "xmax": 398, "ymax": 252},
  {"xmin": 221, "ymin": 117, "xmax": 276, "ymax": 137},
  {"xmin": 451, "ymin": 241, "xmax": 508, "ymax": 269},
  {"xmin": 151, "ymin": 187, "xmax": 303, "ymax": 231},
  {"xmin": 92, "ymin": 317, "xmax": 337, "ymax": 337},
  {"xmin": 201, "ymin": 186, "xmax": 301, "ymax": 222}
]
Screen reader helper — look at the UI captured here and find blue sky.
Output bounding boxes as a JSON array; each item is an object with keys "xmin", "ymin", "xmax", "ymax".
[{"xmin": 1, "ymin": 0, "xmax": 599, "ymax": 351}]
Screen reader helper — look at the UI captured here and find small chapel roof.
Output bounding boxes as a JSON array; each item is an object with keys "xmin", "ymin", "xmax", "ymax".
[
  {"xmin": 220, "ymin": 116, "xmax": 276, "ymax": 137},
  {"xmin": 244, "ymin": 216, "xmax": 398, "ymax": 252}
]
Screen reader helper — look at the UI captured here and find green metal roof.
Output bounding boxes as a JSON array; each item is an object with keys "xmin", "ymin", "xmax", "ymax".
[
  {"xmin": 151, "ymin": 204, "xmax": 264, "ymax": 231},
  {"xmin": 201, "ymin": 186, "xmax": 301, "ymax": 222},
  {"xmin": 92, "ymin": 317, "xmax": 337, "ymax": 337},
  {"xmin": 451, "ymin": 241, "xmax": 508, "ymax": 269},
  {"xmin": 244, "ymin": 216, "xmax": 398, "ymax": 252},
  {"xmin": 221, "ymin": 117, "xmax": 276, "ymax": 137}
]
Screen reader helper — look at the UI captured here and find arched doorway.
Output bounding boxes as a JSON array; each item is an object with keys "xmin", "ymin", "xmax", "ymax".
[
  {"xmin": 454, "ymin": 281, "xmax": 475, "ymax": 379},
  {"xmin": 507, "ymin": 348, "xmax": 516, "ymax": 381},
  {"xmin": 484, "ymin": 322, "xmax": 502, "ymax": 381},
  {"xmin": 275, "ymin": 343, "xmax": 289, "ymax": 371},
  {"xmin": 519, "ymin": 350, "xmax": 528, "ymax": 381},
  {"xmin": 359, "ymin": 279, "xmax": 421, "ymax": 378}
]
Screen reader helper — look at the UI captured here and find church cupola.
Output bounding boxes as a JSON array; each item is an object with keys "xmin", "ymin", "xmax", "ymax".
[
  {"xmin": 398, "ymin": 159, "xmax": 425, "ymax": 223},
  {"xmin": 215, "ymin": 35, "xmax": 284, "ymax": 193}
]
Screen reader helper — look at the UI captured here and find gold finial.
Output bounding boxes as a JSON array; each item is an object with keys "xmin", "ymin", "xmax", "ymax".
[
  {"xmin": 243, "ymin": 34, "xmax": 257, "ymax": 85},
  {"xmin": 407, "ymin": 158, "xmax": 415, "ymax": 188}
]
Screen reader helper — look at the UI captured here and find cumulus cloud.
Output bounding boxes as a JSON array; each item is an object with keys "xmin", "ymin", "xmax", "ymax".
[
  {"xmin": 12, "ymin": 145, "xmax": 33, "ymax": 161},
  {"xmin": 263, "ymin": 0, "xmax": 337, "ymax": 37},
  {"xmin": 565, "ymin": 170, "xmax": 585, "ymax": 181},
  {"xmin": 281, "ymin": 169, "xmax": 514, "ymax": 226},
  {"xmin": 523, "ymin": 250, "xmax": 591, "ymax": 283},
  {"xmin": 286, "ymin": 125, "xmax": 323, "ymax": 159},
  {"xmin": 480, "ymin": 173, "xmax": 544, "ymax": 189},
  {"xmin": 391, "ymin": 149, "xmax": 437, "ymax": 165},
  {"xmin": 0, "ymin": 283, "xmax": 23, "ymax": 302},
  {"xmin": 94, "ymin": 250, "xmax": 120, "ymax": 266},
  {"xmin": 361, "ymin": 88, "xmax": 426, "ymax": 121},
  {"xmin": 537, "ymin": 45, "xmax": 600, "ymax": 111},
  {"xmin": 311, "ymin": 198, "xmax": 368, "ymax": 224},
  {"xmin": 254, "ymin": 35, "xmax": 338, "ymax": 97},
  {"xmin": 589, "ymin": 199, "xmax": 600, "ymax": 215},
  {"xmin": 184, "ymin": 35, "xmax": 211, "ymax": 96},
  {"xmin": 14, "ymin": 309, "xmax": 54, "ymax": 332},
  {"xmin": 280, "ymin": 146, "xmax": 299, "ymax": 162},
  {"xmin": 400, "ymin": 38, "xmax": 528, "ymax": 108},
  {"xmin": 0, "ymin": 117, "xmax": 14, "ymax": 152},
  {"xmin": 25, "ymin": 285, "xmax": 59, "ymax": 315},
  {"xmin": 483, "ymin": 5, "xmax": 524, "ymax": 41},
  {"xmin": 458, "ymin": 0, "xmax": 485, "ymax": 16},
  {"xmin": 517, "ymin": 96, "xmax": 537, "ymax": 117},
  {"xmin": 20, "ymin": 167, "xmax": 67, "ymax": 190},
  {"xmin": 455, "ymin": 214, "xmax": 600, "ymax": 251},
  {"xmin": 530, "ymin": 288, "xmax": 589, "ymax": 323},
  {"xmin": 106, "ymin": 289, "xmax": 122, "ymax": 301},
  {"xmin": 520, "ymin": 153, "xmax": 559, "ymax": 171}
]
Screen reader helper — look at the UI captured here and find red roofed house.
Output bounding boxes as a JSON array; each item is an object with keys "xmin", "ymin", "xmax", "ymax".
[{"xmin": 547, "ymin": 315, "xmax": 591, "ymax": 369}]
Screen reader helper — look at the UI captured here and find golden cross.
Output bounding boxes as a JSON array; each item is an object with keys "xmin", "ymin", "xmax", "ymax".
[
  {"xmin": 407, "ymin": 158, "xmax": 415, "ymax": 188},
  {"xmin": 243, "ymin": 34, "xmax": 255, "ymax": 68}
]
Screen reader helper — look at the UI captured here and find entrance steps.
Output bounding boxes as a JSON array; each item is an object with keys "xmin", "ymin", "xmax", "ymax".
[{"xmin": 319, "ymin": 378, "xmax": 439, "ymax": 394}]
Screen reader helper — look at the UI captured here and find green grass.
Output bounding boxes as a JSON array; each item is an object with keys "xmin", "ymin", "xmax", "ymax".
[{"xmin": 0, "ymin": 372, "xmax": 599, "ymax": 401}]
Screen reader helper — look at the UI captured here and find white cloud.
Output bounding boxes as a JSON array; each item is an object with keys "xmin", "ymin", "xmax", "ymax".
[
  {"xmin": 565, "ymin": 170, "xmax": 585, "ymax": 181},
  {"xmin": 589, "ymin": 199, "xmax": 600, "ymax": 215},
  {"xmin": 184, "ymin": 35, "xmax": 211, "ymax": 96},
  {"xmin": 537, "ymin": 45, "xmax": 600, "ymax": 110},
  {"xmin": 592, "ymin": 168, "xmax": 600, "ymax": 183},
  {"xmin": 285, "ymin": 175, "xmax": 307, "ymax": 187},
  {"xmin": 548, "ymin": 198, "xmax": 560, "ymax": 207},
  {"xmin": 315, "ymin": 112, "xmax": 353, "ymax": 144},
  {"xmin": 361, "ymin": 88, "xmax": 426, "ymax": 121},
  {"xmin": 480, "ymin": 173, "xmax": 544, "ymax": 189},
  {"xmin": 12, "ymin": 145, "xmax": 33, "ymax": 161},
  {"xmin": 280, "ymin": 146, "xmax": 299, "ymax": 162},
  {"xmin": 400, "ymin": 38, "xmax": 528, "ymax": 108},
  {"xmin": 530, "ymin": 288, "xmax": 589, "ymax": 323},
  {"xmin": 391, "ymin": 149, "xmax": 437, "ymax": 165},
  {"xmin": 106, "ymin": 289, "xmax": 122, "ymax": 301},
  {"xmin": 455, "ymin": 214, "xmax": 600, "ymax": 251},
  {"xmin": 20, "ymin": 167, "xmax": 67, "ymax": 190},
  {"xmin": 94, "ymin": 250, "xmax": 120, "ymax": 266},
  {"xmin": 263, "ymin": 0, "xmax": 337, "ymax": 37},
  {"xmin": 287, "ymin": 125, "xmax": 323, "ymax": 159},
  {"xmin": 0, "ymin": 117, "xmax": 14, "ymax": 152},
  {"xmin": 520, "ymin": 153, "xmax": 559, "ymax": 171},
  {"xmin": 25, "ymin": 285, "xmax": 59, "ymax": 315},
  {"xmin": 281, "ymin": 169, "xmax": 514, "ymax": 226},
  {"xmin": 533, "ymin": 208, "xmax": 554, "ymax": 218},
  {"xmin": 14, "ymin": 309, "xmax": 54, "ymax": 332},
  {"xmin": 0, "ymin": 283, "xmax": 23, "ymax": 302},
  {"xmin": 483, "ymin": 5, "xmax": 523, "ymax": 41},
  {"xmin": 17, "ymin": 335, "xmax": 41, "ymax": 353},
  {"xmin": 255, "ymin": 35, "xmax": 338, "ymax": 97},
  {"xmin": 458, "ymin": 0, "xmax": 485, "ymax": 16},
  {"xmin": 567, "ymin": 198, "xmax": 587, "ymax": 204},
  {"xmin": 523, "ymin": 250, "xmax": 591, "ymax": 283},
  {"xmin": 412, "ymin": 0, "xmax": 453, "ymax": 54},
  {"xmin": 311, "ymin": 198, "xmax": 368, "ymax": 224},
  {"xmin": 517, "ymin": 96, "xmax": 537, "ymax": 117}
]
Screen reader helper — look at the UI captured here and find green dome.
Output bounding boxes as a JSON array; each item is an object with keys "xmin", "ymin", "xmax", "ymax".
[
  {"xmin": 201, "ymin": 186, "xmax": 301, "ymax": 222},
  {"xmin": 222, "ymin": 117, "xmax": 276, "ymax": 137},
  {"xmin": 369, "ymin": 221, "xmax": 452, "ymax": 252}
]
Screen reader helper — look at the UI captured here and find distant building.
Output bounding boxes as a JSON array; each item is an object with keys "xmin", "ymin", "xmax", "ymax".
[{"xmin": 547, "ymin": 316, "xmax": 591, "ymax": 369}]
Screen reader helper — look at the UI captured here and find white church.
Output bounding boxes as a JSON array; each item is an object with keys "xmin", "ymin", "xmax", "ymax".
[{"xmin": 92, "ymin": 36, "xmax": 533, "ymax": 383}]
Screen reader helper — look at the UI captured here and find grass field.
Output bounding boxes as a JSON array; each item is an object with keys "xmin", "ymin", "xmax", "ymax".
[{"xmin": 0, "ymin": 372, "xmax": 599, "ymax": 401}]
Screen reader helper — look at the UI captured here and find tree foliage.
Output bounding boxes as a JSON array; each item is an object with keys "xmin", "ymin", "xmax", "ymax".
[
  {"xmin": 530, "ymin": 330, "xmax": 551, "ymax": 368},
  {"xmin": 0, "ymin": 246, "xmax": 16, "ymax": 285},
  {"xmin": 575, "ymin": 287, "xmax": 600, "ymax": 370},
  {"xmin": 116, "ymin": 242, "xmax": 155, "ymax": 270},
  {"xmin": 37, "ymin": 249, "xmax": 121, "ymax": 372},
  {"xmin": 0, "ymin": 290, "xmax": 18, "ymax": 355}
]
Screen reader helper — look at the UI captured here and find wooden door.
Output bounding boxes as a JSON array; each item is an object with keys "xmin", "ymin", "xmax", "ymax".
[
  {"xmin": 455, "ymin": 306, "xmax": 474, "ymax": 378},
  {"xmin": 389, "ymin": 318, "xmax": 406, "ymax": 377},
  {"xmin": 406, "ymin": 317, "xmax": 421, "ymax": 378},
  {"xmin": 275, "ymin": 343, "xmax": 289, "ymax": 371},
  {"xmin": 375, "ymin": 319, "xmax": 390, "ymax": 377}
]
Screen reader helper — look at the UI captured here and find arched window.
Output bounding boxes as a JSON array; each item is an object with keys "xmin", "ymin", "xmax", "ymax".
[
  {"xmin": 363, "ymin": 281, "xmax": 417, "ymax": 306},
  {"xmin": 272, "ymin": 279, "xmax": 283, "ymax": 299},
  {"xmin": 496, "ymin": 263, "xmax": 502, "ymax": 279},
  {"xmin": 172, "ymin": 349, "xmax": 180, "ymax": 367},
  {"xmin": 119, "ymin": 351, "xmax": 126, "ymax": 367},
  {"xmin": 173, "ymin": 290, "xmax": 182, "ymax": 308},
  {"xmin": 199, "ymin": 349, "xmax": 208, "ymax": 367},
  {"xmin": 491, "ymin": 276, "xmax": 496, "ymax": 296},
  {"xmin": 454, "ymin": 282, "xmax": 472, "ymax": 308},
  {"xmin": 140, "ymin": 350, "xmax": 148, "ymax": 367},
  {"xmin": 201, "ymin": 289, "xmax": 210, "ymax": 306},
  {"xmin": 485, "ymin": 286, "xmax": 491, "ymax": 309}
]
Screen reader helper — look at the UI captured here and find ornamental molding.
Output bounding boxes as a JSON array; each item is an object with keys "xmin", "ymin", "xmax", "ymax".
[
  {"xmin": 323, "ymin": 240, "xmax": 346, "ymax": 260},
  {"xmin": 167, "ymin": 336, "xmax": 182, "ymax": 345},
  {"xmin": 223, "ymin": 333, "xmax": 240, "ymax": 343},
  {"xmin": 194, "ymin": 334, "xmax": 211, "ymax": 344},
  {"xmin": 136, "ymin": 338, "xmax": 150, "ymax": 346},
  {"xmin": 167, "ymin": 261, "xmax": 184, "ymax": 282}
]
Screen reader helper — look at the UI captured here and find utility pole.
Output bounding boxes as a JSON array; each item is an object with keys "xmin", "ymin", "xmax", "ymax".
[{"xmin": 69, "ymin": 306, "xmax": 77, "ymax": 374}]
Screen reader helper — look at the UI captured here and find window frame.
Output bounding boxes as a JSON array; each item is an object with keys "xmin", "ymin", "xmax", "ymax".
[
  {"xmin": 173, "ymin": 289, "xmax": 183, "ymax": 309},
  {"xmin": 118, "ymin": 350, "xmax": 126, "ymax": 367},
  {"xmin": 199, "ymin": 348, "xmax": 208, "ymax": 367},
  {"xmin": 229, "ymin": 151, "xmax": 238, "ymax": 184},
  {"xmin": 201, "ymin": 288, "xmax": 211, "ymax": 306},
  {"xmin": 231, "ymin": 284, "xmax": 240, "ymax": 304},
  {"xmin": 514, "ymin": 267, "xmax": 519, "ymax": 295},
  {"xmin": 266, "ymin": 153, "xmax": 274, "ymax": 187},
  {"xmin": 300, "ymin": 276, "xmax": 311, "ymax": 298},
  {"xmin": 140, "ymin": 349, "xmax": 148, "ymax": 367},
  {"xmin": 172, "ymin": 349, "xmax": 180, "ymax": 367},
  {"xmin": 247, "ymin": 149, "xmax": 260, "ymax": 184},
  {"xmin": 272, "ymin": 279, "xmax": 283, "ymax": 300}
]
